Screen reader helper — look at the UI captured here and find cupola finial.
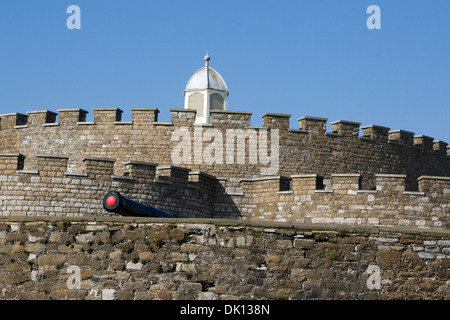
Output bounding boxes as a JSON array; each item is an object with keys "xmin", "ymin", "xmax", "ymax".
[{"xmin": 204, "ymin": 52, "xmax": 210, "ymax": 67}]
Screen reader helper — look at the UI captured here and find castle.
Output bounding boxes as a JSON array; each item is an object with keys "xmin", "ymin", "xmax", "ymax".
[
  {"xmin": 0, "ymin": 55, "xmax": 449, "ymax": 300},
  {"xmin": 0, "ymin": 55, "xmax": 448, "ymax": 228}
]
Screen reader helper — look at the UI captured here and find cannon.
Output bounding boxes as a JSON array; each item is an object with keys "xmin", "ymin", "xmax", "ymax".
[{"xmin": 103, "ymin": 191, "xmax": 178, "ymax": 218}]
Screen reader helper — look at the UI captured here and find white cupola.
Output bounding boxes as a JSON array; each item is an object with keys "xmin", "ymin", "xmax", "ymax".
[{"xmin": 184, "ymin": 54, "xmax": 229, "ymax": 124}]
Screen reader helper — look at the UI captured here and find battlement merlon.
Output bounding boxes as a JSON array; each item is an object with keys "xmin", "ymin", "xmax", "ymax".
[
  {"xmin": 27, "ymin": 110, "xmax": 58, "ymax": 126},
  {"xmin": 331, "ymin": 120, "xmax": 361, "ymax": 137},
  {"xmin": 210, "ymin": 110, "xmax": 253, "ymax": 128},
  {"xmin": 0, "ymin": 113, "xmax": 28, "ymax": 129},
  {"xmin": 291, "ymin": 174, "xmax": 322, "ymax": 194},
  {"xmin": 123, "ymin": 161, "xmax": 157, "ymax": 184},
  {"xmin": 418, "ymin": 175, "xmax": 450, "ymax": 195},
  {"xmin": 262, "ymin": 113, "xmax": 291, "ymax": 130},
  {"xmin": 188, "ymin": 171, "xmax": 218, "ymax": 196},
  {"xmin": 361, "ymin": 125, "xmax": 390, "ymax": 140},
  {"xmin": 388, "ymin": 130, "xmax": 415, "ymax": 145},
  {"xmin": 0, "ymin": 153, "xmax": 25, "ymax": 174},
  {"xmin": 170, "ymin": 108, "xmax": 197, "ymax": 126},
  {"xmin": 57, "ymin": 109, "xmax": 89, "ymax": 125},
  {"xmin": 131, "ymin": 108, "xmax": 160, "ymax": 125},
  {"xmin": 156, "ymin": 165, "xmax": 191, "ymax": 187},
  {"xmin": 432, "ymin": 141, "xmax": 448, "ymax": 155},
  {"xmin": 82, "ymin": 157, "xmax": 116, "ymax": 180},
  {"xmin": 331, "ymin": 174, "xmax": 361, "ymax": 194},
  {"xmin": 298, "ymin": 116, "xmax": 328, "ymax": 133},
  {"xmin": 36, "ymin": 154, "xmax": 69, "ymax": 177},
  {"xmin": 414, "ymin": 135, "xmax": 434, "ymax": 151},
  {"xmin": 93, "ymin": 108, "xmax": 123, "ymax": 124},
  {"xmin": 375, "ymin": 174, "xmax": 406, "ymax": 192}
]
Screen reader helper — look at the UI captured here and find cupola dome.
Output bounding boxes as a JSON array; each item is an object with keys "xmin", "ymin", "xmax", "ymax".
[{"xmin": 185, "ymin": 57, "xmax": 228, "ymax": 92}]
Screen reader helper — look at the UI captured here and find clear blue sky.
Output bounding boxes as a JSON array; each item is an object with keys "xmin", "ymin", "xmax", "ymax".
[{"xmin": 1, "ymin": 0, "xmax": 449, "ymax": 142}]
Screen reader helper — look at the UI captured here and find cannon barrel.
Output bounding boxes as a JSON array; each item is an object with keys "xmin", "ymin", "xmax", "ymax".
[{"xmin": 103, "ymin": 191, "xmax": 178, "ymax": 218}]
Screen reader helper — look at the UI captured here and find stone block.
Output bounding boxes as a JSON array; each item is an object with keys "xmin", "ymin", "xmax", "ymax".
[
  {"xmin": 379, "ymin": 251, "xmax": 401, "ymax": 262},
  {"xmin": 37, "ymin": 254, "xmax": 66, "ymax": 266}
]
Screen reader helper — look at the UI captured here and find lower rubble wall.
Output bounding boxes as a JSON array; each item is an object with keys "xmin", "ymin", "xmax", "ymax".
[{"xmin": 0, "ymin": 216, "xmax": 449, "ymax": 300}]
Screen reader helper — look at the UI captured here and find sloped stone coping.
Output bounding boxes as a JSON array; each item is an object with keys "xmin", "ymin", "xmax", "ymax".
[{"xmin": 0, "ymin": 216, "xmax": 448, "ymax": 237}]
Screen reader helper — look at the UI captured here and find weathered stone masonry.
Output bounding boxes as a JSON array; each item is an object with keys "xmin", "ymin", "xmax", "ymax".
[
  {"xmin": 0, "ymin": 108, "xmax": 449, "ymax": 228},
  {"xmin": 0, "ymin": 154, "xmax": 448, "ymax": 229},
  {"xmin": 0, "ymin": 154, "xmax": 218, "ymax": 219},
  {"xmin": 0, "ymin": 217, "xmax": 448, "ymax": 300},
  {"xmin": 236, "ymin": 174, "xmax": 450, "ymax": 229},
  {"xmin": 0, "ymin": 108, "xmax": 449, "ymax": 190},
  {"xmin": 0, "ymin": 107, "xmax": 449, "ymax": 300}
]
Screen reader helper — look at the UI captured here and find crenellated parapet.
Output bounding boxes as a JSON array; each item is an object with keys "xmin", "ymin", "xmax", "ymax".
[
  {"xmin": 234, "ymin": 173, "xmax": 450, "ymax": 229},
  {"xmin": 0, "ymin": 108, "xmax": 447, "ymax": 156},
  {"xmin": 0, "ymin": 152, "xmax": 448, "ymax": 229},
  {"xmin": 0, "ymin": 107, "xmax": 448, "ymax": 219},
  {"xmin": 0, "ymin": 154, "xmax": 221, "ymax": 218},
  {"xmin": 0, "ymin": 107, "xmax": 445, "ymax": 144}
]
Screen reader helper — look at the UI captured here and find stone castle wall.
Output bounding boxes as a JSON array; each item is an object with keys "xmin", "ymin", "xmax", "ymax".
[
  {"xmin": 0, "ymin": 107, "xmax": 449, "ymax": 301},
  {"xmin": 0, "ymin": 153, "xmax": 449, "ymax": 229},
  {"xmin": 1, "ymin": 108, "xmax": 449, "ymax": 191},
  {"xmin": 0, "ymin": 154, "xmax": 218, "ymax": 219},
  {"xmin": 0, "ymin": 217, "xmax": 448, "ymax": 300},
  {"xmin": 235, "ymin": 174, "xmax": 450, "ymax": 229}
]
